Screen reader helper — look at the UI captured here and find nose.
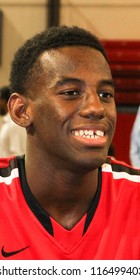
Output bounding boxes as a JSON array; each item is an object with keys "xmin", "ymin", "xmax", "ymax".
[{"xmin": 80, "ymin": 91, "xmax": 106, "ymax": 120}]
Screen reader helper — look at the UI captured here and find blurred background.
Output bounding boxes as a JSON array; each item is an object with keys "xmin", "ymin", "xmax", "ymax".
[{"xmin": 0, "ymin": 0, "xmax": 140, "ymax": 165}]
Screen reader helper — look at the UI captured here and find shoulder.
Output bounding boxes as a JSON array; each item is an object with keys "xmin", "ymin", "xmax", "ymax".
[
  {"xmin": 102, "ymin": 156, "xmax": 140, "ymax": 182},
  {"xmin": 0, "ymin": 156, "xmax": 18, "ymax": 178},
  {"xmin": 0, "ymin": 156, "xmax": 17, "ymax": 168}
]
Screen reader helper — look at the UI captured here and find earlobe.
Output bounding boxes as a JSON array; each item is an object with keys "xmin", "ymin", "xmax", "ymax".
[{"xmin": 8, "ymin": 93, "xmax": 32, "ymax": 128}]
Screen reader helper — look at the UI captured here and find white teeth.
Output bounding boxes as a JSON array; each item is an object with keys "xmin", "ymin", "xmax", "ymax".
[
  {"xmin": 96, "ymin": 130, "xmax": 104, "ymax": 137},
  {"xmin": 89, "ymin": 130, "xmax": 94, "ymax": 136},
  {"xmin": 79, "ymin": 130, "xmax": 84, "ymax": 136},
  {"xmin": 72, "ymin": 129, "xmax": 104, "ymax": 138},
  {"xmin": 74, "ymin": 131, "xmax": 79, "ymax": 136}
]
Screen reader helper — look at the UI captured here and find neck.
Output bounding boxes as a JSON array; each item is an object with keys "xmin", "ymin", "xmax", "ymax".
[{"xmin": 24, "ymin": 150, "xmax": 99, "ymax": 229}]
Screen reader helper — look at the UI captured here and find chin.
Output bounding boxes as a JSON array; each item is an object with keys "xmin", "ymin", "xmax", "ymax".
[
  {"xmin": 85, "ymin": 156, "xmax": 106, "ymax": 170},
  {"xmin": 69, "ymin": 154, "xmax": 107, "ymax": 173},
  {"xmin": 84, "ymin": 150, "xmax": 107, "ymax": 167}
]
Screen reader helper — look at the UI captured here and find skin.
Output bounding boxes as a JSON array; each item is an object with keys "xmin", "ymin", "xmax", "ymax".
[{"xmin": 8, "ymin": 46, "xmax": 117, "ymax": 229}]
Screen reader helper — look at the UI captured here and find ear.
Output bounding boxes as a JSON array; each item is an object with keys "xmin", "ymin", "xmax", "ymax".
[{"xmin": 8, "ymin": 93, "xmax": 33, "ymax": 128}]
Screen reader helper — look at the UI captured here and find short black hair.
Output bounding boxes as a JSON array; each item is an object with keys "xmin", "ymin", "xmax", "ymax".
[
  {"xmin": 0, "ymin": 86, "xmax": 11, "ymax": 102},
  {"xmin": 10, "ymin": 25, "xmax": 108, "ymax": 96}
]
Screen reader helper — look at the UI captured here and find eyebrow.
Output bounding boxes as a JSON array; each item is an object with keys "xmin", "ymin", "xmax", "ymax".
[
  {"xmin": 54, "ymin": 77, "xmax": 115, "ymax": 89},
  {"xmin": 100, "ymin": 79, "xmax": 115, "ymax": 89},
  {"xmin": 55, "ymin": 77, "xmax": 84, "ymax": 87}
]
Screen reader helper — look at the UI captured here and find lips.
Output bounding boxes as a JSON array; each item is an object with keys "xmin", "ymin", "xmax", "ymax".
[
  {"xmin": 71, "ymin": 127, "xmax": 107, "ymax": 147},
  {"xmin": 72, "ymin": 129, "xmax": 105, "ymax": 139}
]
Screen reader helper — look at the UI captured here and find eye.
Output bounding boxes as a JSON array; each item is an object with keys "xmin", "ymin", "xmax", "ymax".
[
  {"xmin": 61, "ymin": 90, "xmax": 81, "ymax": 97},
  {"xmin": 99, "ymin": 91, "xmax": 114, "ymax": 99}
]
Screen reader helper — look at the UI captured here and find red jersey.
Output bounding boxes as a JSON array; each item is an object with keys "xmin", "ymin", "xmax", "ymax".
[{"xmin": 0, "ymin": 155, "xmax": 140, "ymax": 260}]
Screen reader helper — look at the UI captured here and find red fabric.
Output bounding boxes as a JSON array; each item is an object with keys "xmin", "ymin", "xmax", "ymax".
[{"xmin": 0, "ymin": 157, "xmax": 140, "ymax": 260}]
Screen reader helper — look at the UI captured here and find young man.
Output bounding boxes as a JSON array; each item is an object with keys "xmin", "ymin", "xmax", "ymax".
[{"xmin": 0, "ymin": 26, "xmax": 140, "ymax": 260}]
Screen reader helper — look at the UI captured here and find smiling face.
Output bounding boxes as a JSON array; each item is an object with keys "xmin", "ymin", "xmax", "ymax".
[{"xmin": 27, "ymin": 46, "xmax": 117, "ymax": 172}]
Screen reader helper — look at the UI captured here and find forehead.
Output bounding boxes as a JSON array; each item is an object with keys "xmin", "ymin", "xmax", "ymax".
[
  {"xmin": 37, "ymin": 47, "xmax": 112, "ymax": 91},
  {"xmin": 40, "ymin": 46, "xmax": 111, "ymax": 76}
]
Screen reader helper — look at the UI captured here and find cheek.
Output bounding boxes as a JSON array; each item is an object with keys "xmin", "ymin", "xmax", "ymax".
[
  {"xmin": 32, "ymin": 100, "xmax": 65, "ymax": 138},
  {"xmin": 109, "ymin": 106, "xmax": 117, "ymax": 132}
]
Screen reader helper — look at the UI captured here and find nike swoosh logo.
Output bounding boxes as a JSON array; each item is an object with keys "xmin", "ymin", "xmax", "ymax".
[{"xmin": 1, "ymin": 245, "xmax": 29, "ymax": 258}]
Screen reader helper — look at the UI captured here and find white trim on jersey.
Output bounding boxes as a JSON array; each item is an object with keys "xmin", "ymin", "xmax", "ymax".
[
  {"xmin": 102, "ymin": 163, "xmax": 139, "ymax": 183},
  {"xmin": 112, "ymin": 171, "xmax": 139, "ymax": 182},
  {"xmin": 0, "ymin": 168, "xmax": 19, "ymax": 185}
]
